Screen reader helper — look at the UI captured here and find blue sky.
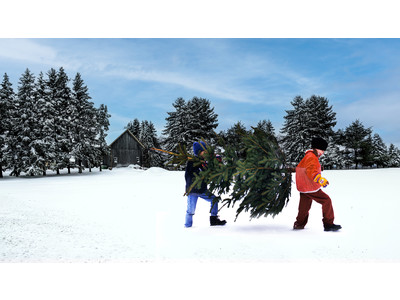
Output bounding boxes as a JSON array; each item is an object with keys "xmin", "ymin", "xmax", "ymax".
[{"xmin": 1, "ymin": 38, "xmax": 400, "ymax": 148}]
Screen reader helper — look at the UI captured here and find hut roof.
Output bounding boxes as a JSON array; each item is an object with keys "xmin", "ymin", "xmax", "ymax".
[{"xmin": 109, "ymin": 129, "xmax": 145, "ymax": 149}]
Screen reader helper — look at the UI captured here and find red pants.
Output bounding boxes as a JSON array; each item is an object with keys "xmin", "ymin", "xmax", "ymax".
[{"xmin": 294, "ymin": 189, "xmax": 335, "ymax": 228}]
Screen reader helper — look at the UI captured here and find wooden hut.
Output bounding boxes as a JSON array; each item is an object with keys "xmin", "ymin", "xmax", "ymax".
[{"xmin": 104, "ymin": 129, "xmax": 145, "ymax": 168}]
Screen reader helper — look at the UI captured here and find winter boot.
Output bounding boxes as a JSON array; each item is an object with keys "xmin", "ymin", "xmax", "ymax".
[
  {"xmin": 293, "ymin": 224, "xmax": 305, "ymax": 230},
  {"xmin": 324, "ymin": 224, "xmax": 342, "ymax": 232},
  {"xmin": 210, "ymin": 216, "xmax": 227, "ymax": 226}
]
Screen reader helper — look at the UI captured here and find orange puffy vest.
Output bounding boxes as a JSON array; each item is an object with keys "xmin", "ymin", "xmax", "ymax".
[{"xmin": 295, "ymin": 150, "xmax": 321, "ymax": 193}]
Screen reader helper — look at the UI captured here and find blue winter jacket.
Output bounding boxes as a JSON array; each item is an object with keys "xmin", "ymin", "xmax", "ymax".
[{"xmin": 185, "ymin": 160, "xmax": 207, "ymax": 194}]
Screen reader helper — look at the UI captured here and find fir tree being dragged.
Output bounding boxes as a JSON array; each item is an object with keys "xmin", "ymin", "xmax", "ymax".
[{"xmin": 152, "ymin": 127, "xmax": 292, "ymax": 223}]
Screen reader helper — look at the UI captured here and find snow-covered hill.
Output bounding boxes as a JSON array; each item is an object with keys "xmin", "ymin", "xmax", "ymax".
[{"xmin": 1, "ymin": 167, "xmax": 399, "ymax": 299}]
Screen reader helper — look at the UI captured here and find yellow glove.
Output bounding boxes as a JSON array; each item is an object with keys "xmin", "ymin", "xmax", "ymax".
[{"xmin": 314, "ymin": 174, "xmax": 329, "ymax": 187}]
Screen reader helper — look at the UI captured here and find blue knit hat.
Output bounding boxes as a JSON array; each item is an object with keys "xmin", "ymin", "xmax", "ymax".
[{"xmin": 193, "ymin": 141, "xmax": 207, "ymax": 156}]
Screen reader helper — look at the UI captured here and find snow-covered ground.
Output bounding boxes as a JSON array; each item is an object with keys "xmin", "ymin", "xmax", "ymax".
[{"xmin": 1, "ymin": 167, "xmax": 399, "ymax": 299}]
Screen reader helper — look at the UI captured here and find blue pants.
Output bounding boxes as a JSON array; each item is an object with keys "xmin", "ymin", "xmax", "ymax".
[{"xmin": 185, "ymin": 193, "xmax": 218, "ymax": 227}]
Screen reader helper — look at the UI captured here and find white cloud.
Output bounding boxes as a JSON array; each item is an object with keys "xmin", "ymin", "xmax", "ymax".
[
  {"xmin": 0, "ymin": 39, "xmax": 85, "ymax": 71},
  {"xmin": 0, "ymin": 39, "xmax": 57, "ymax": 64},
  {"xmin": 0, "ymin": 39, "xmax": 321, "ymax": 108},
  {"xmin": 103, "ymin": 67, "xmax": 265, "ymax": 104}
]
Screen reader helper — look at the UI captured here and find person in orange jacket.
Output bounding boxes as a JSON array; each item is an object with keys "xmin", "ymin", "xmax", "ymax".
[{"xmin": 293, "ymin": 137, "xmax": 342, "ymax": 231}]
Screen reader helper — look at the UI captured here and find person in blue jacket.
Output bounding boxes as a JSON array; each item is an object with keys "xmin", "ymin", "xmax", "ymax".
[{"xmin": 184, "ymin": 141, "xmax": 227, "ymax": 228}]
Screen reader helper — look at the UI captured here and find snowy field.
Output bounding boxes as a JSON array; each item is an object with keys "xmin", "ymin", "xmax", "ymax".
[{"xmin": 1, "ymin": 167, "xmax": 399, "ymax": 299}]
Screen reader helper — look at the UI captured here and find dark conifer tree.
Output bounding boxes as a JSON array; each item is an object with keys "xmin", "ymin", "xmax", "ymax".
[
  {"xmin": 0, "ymin": 73, "xmax": 15, "ymax": 177},
  {"xmin": 304, "ymin": 95, "xmax": 337, "ymax": 139},
  {"xmin": 371, "ymin": 133, "xmax": 388, "ymax": 168},
  {"xmin": 45, "ymin": 68, "xmax": 63, "ymax": 174},
  {"xmin": 30, "ymin": 72, "xmax": 52, "ymax": 175},
  {"xmin": 72, "ymin": 72, "xmax": 91, "ymax": 172},
  {"xmin": 163, "ymin": 97, "xmax": 188, "ymax": 151},
  {"xmin": 39, "ymin": 71, "xmax": 58, "ymax": 175},
  {"xmin": 320, "ymin": 132, "xmax": 344, "ymax": 169},
  {"xmin": 163, "ymin": 97, "xmax": 218, "ymax": 153},
  {"xmin": 387, "ymin": 144, "xmax": 400, "ymax": 167},
  {"xmin": 96, "ymin": 104, "xmax": 111, "ymax": 170},
  {"xmin": 280, "ymin": 95, "xmax": 337, "ymax": 164},
  {"xmin": 186, "ymin": 97, "xmax": 219, "ymax": 145},
  {"xmin": 55, "ymin": 67, "xmax": 74, "ymax": 173},
  {"xmin": 280, "ymin": 96, "xmax": 308, "ymax": 163},
  {"xmin": 126, "ymin": 118, "xmax": 141, "ymax": 137},
  {"xmin": 342, "ymin": 119, "xmax": 372, "ymax": 169},
  {"xmin": 219, "ymin": 121, "xmax": 249, "ymax": 159},
  {"xmin": 256, "ymin": 119, "xmax": 276, "ymax": 137},
  {"xmin": 7, "ymin": 69, "xmax": 36, "ymax": 176},
  {"xmin": 71, "ymin": 72, "xmax": 99, "ymax": 172}
]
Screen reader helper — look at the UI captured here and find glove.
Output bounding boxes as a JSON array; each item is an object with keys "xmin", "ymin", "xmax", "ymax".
[{"xmin": 314, "ymin": 173, "xmax": 329, "ymax": 187}]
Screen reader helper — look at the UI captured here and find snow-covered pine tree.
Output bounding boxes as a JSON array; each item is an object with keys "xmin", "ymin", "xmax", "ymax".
[
  {"xmin": 387, "ymin": 144, "xmax": 400, "ymax": 167},
  {"xmin": 280, "ymin": 95, "xmax": 337, "ymax": 165},
  {"xmin": 162, "ymin": 97, "xmax": 218, "ymax": 153},
  {"xmin": 55, "ymin": 67, "xmax": 74, "ymax": 173},
  {"xmin": 341, "ymin": 119, "xmax": 372, "ymax": 169},
  {"xmin": 371, "ymin": 133, "xmax": 388, "ymax": 168},
  {"xmin": 360, "ymin": 133, "xmax": 374, "ymax": 168},
  {"xmin": 38, "ymin": 71, "xmax": 59, "ymax": 175},
  {"xmin": 280, "ymin": 96, "xmax": 308, "ymax": 164},
  {"xmin": 319, "ymin": 133, "xmax": 343, "ymax": 169},
  {"xmin": 8, "ymin": 69, "xmax": 37, "ymax": 176},
  {"xmin": 71, "ymin": 72, "xmax": 98, "ymax": 172},
  {"xmin": 126, "ymin": 118, "xmax": 141, "ymax": 137},
  {"xmin": 147, "ymin": 121, "xmax": 164, "ymax": 167},
  {"xmin": 331, "ymin": 129, "xmax": 353, "ymax": 169},
  {"xmin": 0, "ymin": 73, "xmax": 15, "ymax": 178},
  {"xmin": 185, "ymin": 97, "xmax": 218, "ymax": 146},
  {"xmin": 43, "ymin": 68, "xmax": 61, "ymax": 173},
  {"xmin": 139, "ymin": 120, "xmax": 151, "ymax": 167},
  {"xmin": 85, "ymin": 104, "xmax": 100, "ymax": 172},
  {"xmin": 30, "ymin": 72, "xmax": 53, "ymax": 176},
  {"xmin": 139, "ymin": 120, "xmax": 163, "ymax": 167},
  {"xmin": 72, "ymin": 72, "xmax": 90, "ymax": 172},
  {"xmin": 45, "ymin": 68, "xmax": 63, "ymax": 174},
  {"xmin": 304, "ymin": 95, "xmax": 337, "ymax": 139},
  {"xmin": 162, "ymin": 97, "xmax": 189, "ymax": 152},
  {"xmin": 96, "ymin": 104, "xmax": 111, "ymax": 171}
]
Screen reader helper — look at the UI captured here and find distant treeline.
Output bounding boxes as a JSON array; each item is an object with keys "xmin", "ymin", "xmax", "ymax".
[{"xmin": 135, "ymin": 95, "xmax": 400, "ymax": 169}]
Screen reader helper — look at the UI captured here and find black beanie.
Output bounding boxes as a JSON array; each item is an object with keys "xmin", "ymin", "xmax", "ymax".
[{"xmin": 311, "ymin": 137, "xmax": 328, "ymax": 151}]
